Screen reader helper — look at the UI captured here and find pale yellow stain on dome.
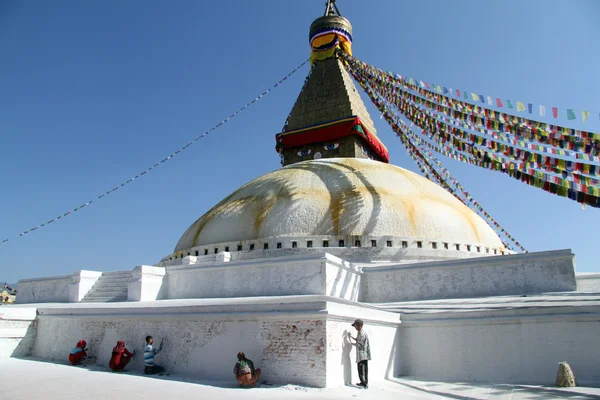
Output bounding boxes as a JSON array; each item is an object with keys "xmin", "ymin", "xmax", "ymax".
[{"xmin": 175, "ymin": 158, "xmax": 503, "ymax": 252}]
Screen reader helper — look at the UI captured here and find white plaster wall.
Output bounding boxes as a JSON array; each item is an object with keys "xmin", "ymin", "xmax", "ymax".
[
  {"xmin": 398, "ymin": 315, "xmax": 600, "ymax": 386},
  {"xmin": 167, "ymin": 260, "xmax": 324, "ymax": 299},
  {"xmin": 166, "ymin": 253, "xmax": 361, "ymax": 300},
  {"xmin": 0, "ymin": 307, "xmax": 37, "ymax": 358},
  {"xmin": 69, "ymin": 270, "xmax": 102, "ymax": 302},
  {"xmin": 362, "ymin": 249, "xmax": 576, "ymax": 302},
  {"xmin": 27, "ymin": 296, "xmax": 399, "ymax": 387},
  {"xmin": 325, "ymin": 258, "xmax": 361, "ymax": 301},
  {"xmin": 128, "ymin": 265, "xmax": 166, "ymax": 301},
  {"xmin": 16, "ymin": 275, "xmax": 72, "ymax": 303},
  {"xmin": 577, "ymin": 273, "xmax": 600, "ymax": 292},
  {"xmin": 31, "ymin": 316, "xmax": 327, "ymax": 387},
  {"xmin": 325, "ymin": 321, "xmax": 399, "ymax": 387}
]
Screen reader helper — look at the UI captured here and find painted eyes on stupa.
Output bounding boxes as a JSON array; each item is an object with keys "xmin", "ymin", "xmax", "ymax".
[
  {"xmin": 324, "ymin": 143, "xmax": 339, "ymax": 151},
  {"xmin": 297, "ymin": 149, "xmax": 312, "ymax": 156}
]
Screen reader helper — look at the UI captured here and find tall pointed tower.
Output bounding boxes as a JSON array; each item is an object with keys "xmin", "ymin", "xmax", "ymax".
[{"xmin": 275, "ymin": 0, "xmax": 389, "ymax": 166}]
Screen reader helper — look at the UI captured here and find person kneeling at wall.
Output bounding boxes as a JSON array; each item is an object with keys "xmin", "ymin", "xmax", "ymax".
[
  {"xmin": 68, "ymin": 340, "xmax": 88, "ymax": 366},
  {"xmin": 109, "ymin": 340, "xmax": 135, "ymax": 372},
  {"xmin": 234, "ymin": 352, "xmax": 261, "ymax": 388},
  {"xmin": 144, "ymin": 335, "xmax": 165, "ymax": 375}
]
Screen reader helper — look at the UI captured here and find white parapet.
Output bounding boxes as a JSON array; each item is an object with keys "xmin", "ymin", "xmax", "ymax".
[
  {"xmin": 68, "ymin": 270, "xmax": 103, "ymax": 302},
  {"xmin": 393, "ymin": 292, "xmax": 600, "ymax": 386},
  {"xmin": 577, "ymin": 273, "xmax": 600, "ymax": 292},
  {"xmin": 362, "ymin": 249, "xmax": 577, "ymax": 302},
  {"xmin": 0, "ymin": 306, "xmax": 37, "ymax": 358},
  {"xmin": 127, "ymin": 265, "xmax": 166, "ymax": 302},
  {"xmin": 165, "ymin": 253, "xmax": 361, "ymax": 301},
  {"xmin": 17, "ymin": 270, "xmax": 102, "ymax": 304}
]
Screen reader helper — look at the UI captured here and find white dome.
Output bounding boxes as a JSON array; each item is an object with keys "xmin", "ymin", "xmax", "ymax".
[{"xmin": 174, "ymin": 158, "xmax": 504, "ymax": 252}]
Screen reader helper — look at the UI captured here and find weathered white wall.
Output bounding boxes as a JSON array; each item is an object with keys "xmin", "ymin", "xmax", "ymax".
[
  {"xmin": 397, "ymin": 310, "xmax": 600, "ymax": 386},
  {"xmin": 325, "ymin": 320, "xmax": 399, "ymax": 387},
  {"xmin": 0, "ymin": 307, "xmax": 37, "ymax": 358},
  {"xmin": 577, "ymin": 273, "xmax": 600, "ymax": 292},
  {"xmin": 17, "ymin": 270, "xmax": 104, "ymax": 304},
  {"xmin": 69, "ymin": 270, "xmax": 102, "ymax": 302},
  {"xmin": 325, "ymin": 258, "xmax": 361, "ymax": 301},
  {"xmin": 17, "ymin": 275, "xmax": 73, "ymax": 303},
  {"xmin": 128, "ymin": 265, "xmax": 166, "ymax": 301},
  {"xmin": 166, "ymin": 253, "xmax": 361, "ymax": 301},
  {"xmin": 27, "ymin": 296, "xmax": 399, "ymax": 387},
  {"xmin": 362, "ymin": 249, "xmax": 576, "ymax": 302},
  {"xmin": 32, "ymin": 316, "xmax": 328, "ymax": 386}
]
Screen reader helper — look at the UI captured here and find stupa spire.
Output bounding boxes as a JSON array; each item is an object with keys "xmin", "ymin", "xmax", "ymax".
[
  {"xmin": 324, "ymin": 0, "xmax": 342, "ymax": 16},
  {"xmin": 275, "ymin": 1, "xmax": 389, "ymax": 166}
]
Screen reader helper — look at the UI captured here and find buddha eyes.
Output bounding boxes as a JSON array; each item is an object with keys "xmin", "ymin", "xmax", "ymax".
[
  {"xmin": 297, "ymin": 149, "xmax": 312, "ymax": 156},
  {"xmin": 324, "ymin": 143, "xmax": 339, "ymax": 151}
]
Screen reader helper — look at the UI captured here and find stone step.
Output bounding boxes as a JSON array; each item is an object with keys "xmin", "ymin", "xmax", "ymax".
[
  {"xmin": 86, "ymin": 291, "xmax": 127, "ymax": 297},
  {"xmin": 88, "ymin": 286, "xmax": 128, "ymax": 293},
  {"xmin": 102, "ymin": 272, "xmax": 132, "ymax": 277},
  {"xmin": 80, "ymin": 271, "xmax": 132, "ymax": 303},
  {"xmin": 92, "ymin": 281, "xmax": 129, "ymax": 287},
  {"xmin": 86, "ymin": 290, "xmax": 127, "ymax": 298},
  {"xmin": 81, "ymin": 297, "xmax": 127, "ymax": 303},
  {"xmin": 98, "ymin": 276, "xmax": 131, "ymax": 281}
]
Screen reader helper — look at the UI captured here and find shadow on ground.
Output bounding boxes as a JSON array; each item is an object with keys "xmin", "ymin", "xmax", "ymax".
[
  {"xmin": 388, "ymin": 377, "xmax": 600, "ymax": 400},
  {"xmin": 12, "ymin": 356, "xmax": 317, "ymax": 391}
]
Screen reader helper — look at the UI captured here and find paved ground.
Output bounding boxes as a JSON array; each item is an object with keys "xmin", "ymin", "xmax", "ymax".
[{"xmin": 2, "ymin": 358, "xmax": 599, "ymax": 399}]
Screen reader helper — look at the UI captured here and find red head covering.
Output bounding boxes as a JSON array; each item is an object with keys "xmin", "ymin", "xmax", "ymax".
[
  {"xmin": 76, "ymin": 340, "xmax": 87, "ymax": 349},
  {"xmin": 113, "ymin": 340, "xmax": 125, "ymax": 353}
]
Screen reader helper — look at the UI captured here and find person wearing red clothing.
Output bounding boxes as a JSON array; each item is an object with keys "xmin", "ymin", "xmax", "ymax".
[
  {"xmin": 68, "ymin": 340, "xmax": 88, "ymax": 365},
  {"xmin": 109, "ymin": 340, "xmax": 135, "ymax": 371}
]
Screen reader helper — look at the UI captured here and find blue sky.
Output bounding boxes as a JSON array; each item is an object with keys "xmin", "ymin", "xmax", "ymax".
[{"xmin": 1, "ymin": 0, "xmax": 598, "ymax": 283}]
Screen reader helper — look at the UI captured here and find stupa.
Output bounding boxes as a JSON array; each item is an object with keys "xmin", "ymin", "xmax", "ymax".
[{"xmin": 5, "ymin": 0, "xmax": 600, "ymax": 389}]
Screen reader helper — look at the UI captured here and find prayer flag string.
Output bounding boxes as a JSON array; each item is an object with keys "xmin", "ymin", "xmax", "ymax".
[
  {"xmin": 346, "ymin": 62, "xmax": 526, "ymax": 252},
  {"xmin": 341, "ymin": 52, "xmax": 600, "ymax": 208},
  {"xmin": 0, "ymin": 60, "xmax": 309, "ymax": 245},
  {"xmin": 339, "ymin": 52, "xmax": 600, "ymax": 153}
]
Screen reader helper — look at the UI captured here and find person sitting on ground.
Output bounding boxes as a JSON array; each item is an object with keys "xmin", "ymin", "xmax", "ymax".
[
  {"xmin": 233, "ymin": 352, "xmax": 261, "ymax": 387},
  {"xmin": 68, "ymin": 340, "xmax": 88, "ymax": 366},
  {"xmin": 143, "ymin": 335, "xmax": 164, "ymax": 375},
  {"xmin": 109, "ymin": 340, "xmax": 135, "ymax": 372}
]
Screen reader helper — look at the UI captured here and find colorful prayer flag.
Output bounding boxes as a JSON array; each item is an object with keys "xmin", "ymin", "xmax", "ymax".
[
  {"xmin": 471, "ymin": 93, "xmax": 480, "ymax": 101},
  {"xmin": 456, "ymin": 89, "xmax": 460, "ymax": 97},
  {"xmin": 443, "ymin": 87, "xmax": 449, "ymax": 94},
  {"xmin": 582, "ymin": 111, "xmax": 590, "ymax": 123},
  {"xmin": 567, "ymin": 109, "xmax": 576, "ymax": 120},
  {"xmin": 517, "ymin": 102, "xmax": 526, "ymax": 112},
  {"xmin": 507, "ymin": 100, "xmax": 514, "ymax": 109},
  {"xmin": 552, "ymin": 107, "xmax": 558, "ymax": 118},
  {"xmin": 539, "ymin": 105, "xmax": 546, "ymax": 116},
  {"xmin": 496, "ymin": 98, "xmax": 503, "ymax": 107},
  {"xmin": 479, "ymin": 95, "xmax": 485, "ymax": 104},
  {"xmin": 527, "ymin": 103, "xmax": 532, "ymax": 114},
  {"xmin": 487, "ymin": 96, "xmax": 493, "ymax": 105}
]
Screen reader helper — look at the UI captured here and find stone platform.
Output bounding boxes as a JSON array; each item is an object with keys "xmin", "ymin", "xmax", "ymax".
[
  {"xmin": 3, "ymin": 296, "xmax": 400, "ymax": 388},
  {"xmin": 374, "ymin": 292, "xmax": 600, "ymax": 386}
]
